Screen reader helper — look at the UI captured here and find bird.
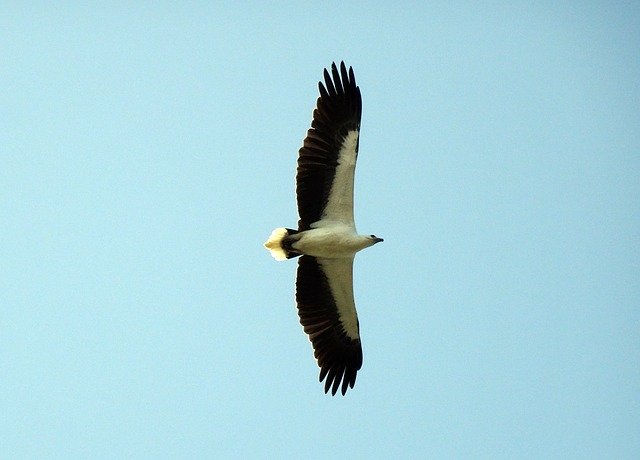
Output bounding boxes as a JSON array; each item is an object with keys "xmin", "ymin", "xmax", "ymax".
[{"xmin": 264, "ymin": 62, "xmax": 383, "ymax": 395}]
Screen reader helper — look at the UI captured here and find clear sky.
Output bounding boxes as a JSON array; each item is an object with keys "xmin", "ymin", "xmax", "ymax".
[{"xmin": 2, "ymin": 2, "xmax": 639, "ymax": 458}]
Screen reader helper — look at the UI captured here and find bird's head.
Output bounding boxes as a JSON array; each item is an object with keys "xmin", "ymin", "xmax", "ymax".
[{"xmin": 368, "ymin": 234, "xmax": 384, "ymax": 245}]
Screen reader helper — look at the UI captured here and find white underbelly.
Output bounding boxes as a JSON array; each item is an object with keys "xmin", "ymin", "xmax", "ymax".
[{"xmin": 293, "ymin": 227, "xmax": 361, "ymax": 258}]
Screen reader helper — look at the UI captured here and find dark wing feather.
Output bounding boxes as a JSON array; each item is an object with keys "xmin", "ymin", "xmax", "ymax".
[
  {"xmin": 295, "ymin": 256, "xmax": 363, "ymax": 395},
  {"xmin": 296, "ymin": 62, "xmax": 362, "ymax": 230}
]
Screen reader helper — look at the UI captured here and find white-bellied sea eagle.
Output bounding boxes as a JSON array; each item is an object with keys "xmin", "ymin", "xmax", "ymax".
[{"xmin": 264, "ymin": 62, "xmax": 383, "ymax": 396}]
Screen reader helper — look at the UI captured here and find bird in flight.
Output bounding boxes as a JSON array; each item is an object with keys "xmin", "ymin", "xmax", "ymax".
[{"xmin": 264, "ymin": 62, "xmax": 383, "ymax": 395}]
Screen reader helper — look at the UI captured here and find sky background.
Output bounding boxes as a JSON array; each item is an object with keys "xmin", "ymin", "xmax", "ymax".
[{"xmin": 2, "ymin": 2, "xmax": 639, "ymax": 458}]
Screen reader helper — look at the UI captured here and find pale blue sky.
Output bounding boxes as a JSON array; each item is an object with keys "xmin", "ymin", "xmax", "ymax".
[{"xmin": 1, "ymin": 2, "xmax": 639, "ymax": 458}]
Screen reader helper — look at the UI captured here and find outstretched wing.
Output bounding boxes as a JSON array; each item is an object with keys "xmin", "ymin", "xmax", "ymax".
[
  {"xmin": 296, "ymin": 62, "xmax": 362, "ymax": 230},
  {"xmin": 295, "ymin": 255, "xmax": 363, "ymax": 395}
]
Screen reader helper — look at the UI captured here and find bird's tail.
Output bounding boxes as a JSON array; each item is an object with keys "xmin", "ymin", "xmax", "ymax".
[{"xmin": 264, "ymin": 228, "xmax": 300, "ymax": 261}]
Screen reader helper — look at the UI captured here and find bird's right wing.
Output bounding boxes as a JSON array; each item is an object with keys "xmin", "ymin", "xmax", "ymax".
[{"xmin": 296, "ymin": 62, "xmax": 362, "ymax": 230}]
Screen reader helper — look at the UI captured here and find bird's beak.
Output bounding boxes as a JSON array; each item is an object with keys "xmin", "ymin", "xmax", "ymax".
[{"xmin": 374, "ymin": 237, "xmax": 384, "ymax": 244}]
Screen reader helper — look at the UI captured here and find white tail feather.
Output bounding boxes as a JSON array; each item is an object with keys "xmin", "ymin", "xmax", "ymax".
[{"xmin": 264, "ymin": 228, "xmax": 288, "ymax": 261}]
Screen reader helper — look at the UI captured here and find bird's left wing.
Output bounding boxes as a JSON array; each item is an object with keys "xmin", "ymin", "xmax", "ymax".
[{"xmin": 295, "ymin": 255, "xmax": 363, "ymax": 395}]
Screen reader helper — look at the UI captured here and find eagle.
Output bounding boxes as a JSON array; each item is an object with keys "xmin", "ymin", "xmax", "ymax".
[{"xmin": 264, "ymin": 62, "xmax": 382, "ymax": 395}]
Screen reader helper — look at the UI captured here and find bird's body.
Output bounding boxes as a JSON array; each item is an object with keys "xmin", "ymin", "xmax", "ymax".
[
  {"xmin": 268, "ymin": 224, "xmax": 374, "ymax": 259},
  {"xmin": 264, "ymin": 62, "xmax": 382, "ymax": 395}
]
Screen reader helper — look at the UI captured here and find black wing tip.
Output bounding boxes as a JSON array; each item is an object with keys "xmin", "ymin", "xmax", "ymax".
[
  {"xmin": 330, "ymin": 61, "xmax": 352, "ymax": 78},
  {"xmin": 322, "ymin": 61, "xmax": 357, "ymax": 92},
  {"xmin": 320, "ymin": 364, "xmax": 357, "ymax": 396},
  {"xmin": 317, "ymin": 62, "xmax": 358, "ymax": 102},
  {"xmin": 317, "ymin": 344, "xmax": 363, "ymax": 396},
  {"xmin": 311, "ymin": 60, "xmax": 362, "ymax": 134}
]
